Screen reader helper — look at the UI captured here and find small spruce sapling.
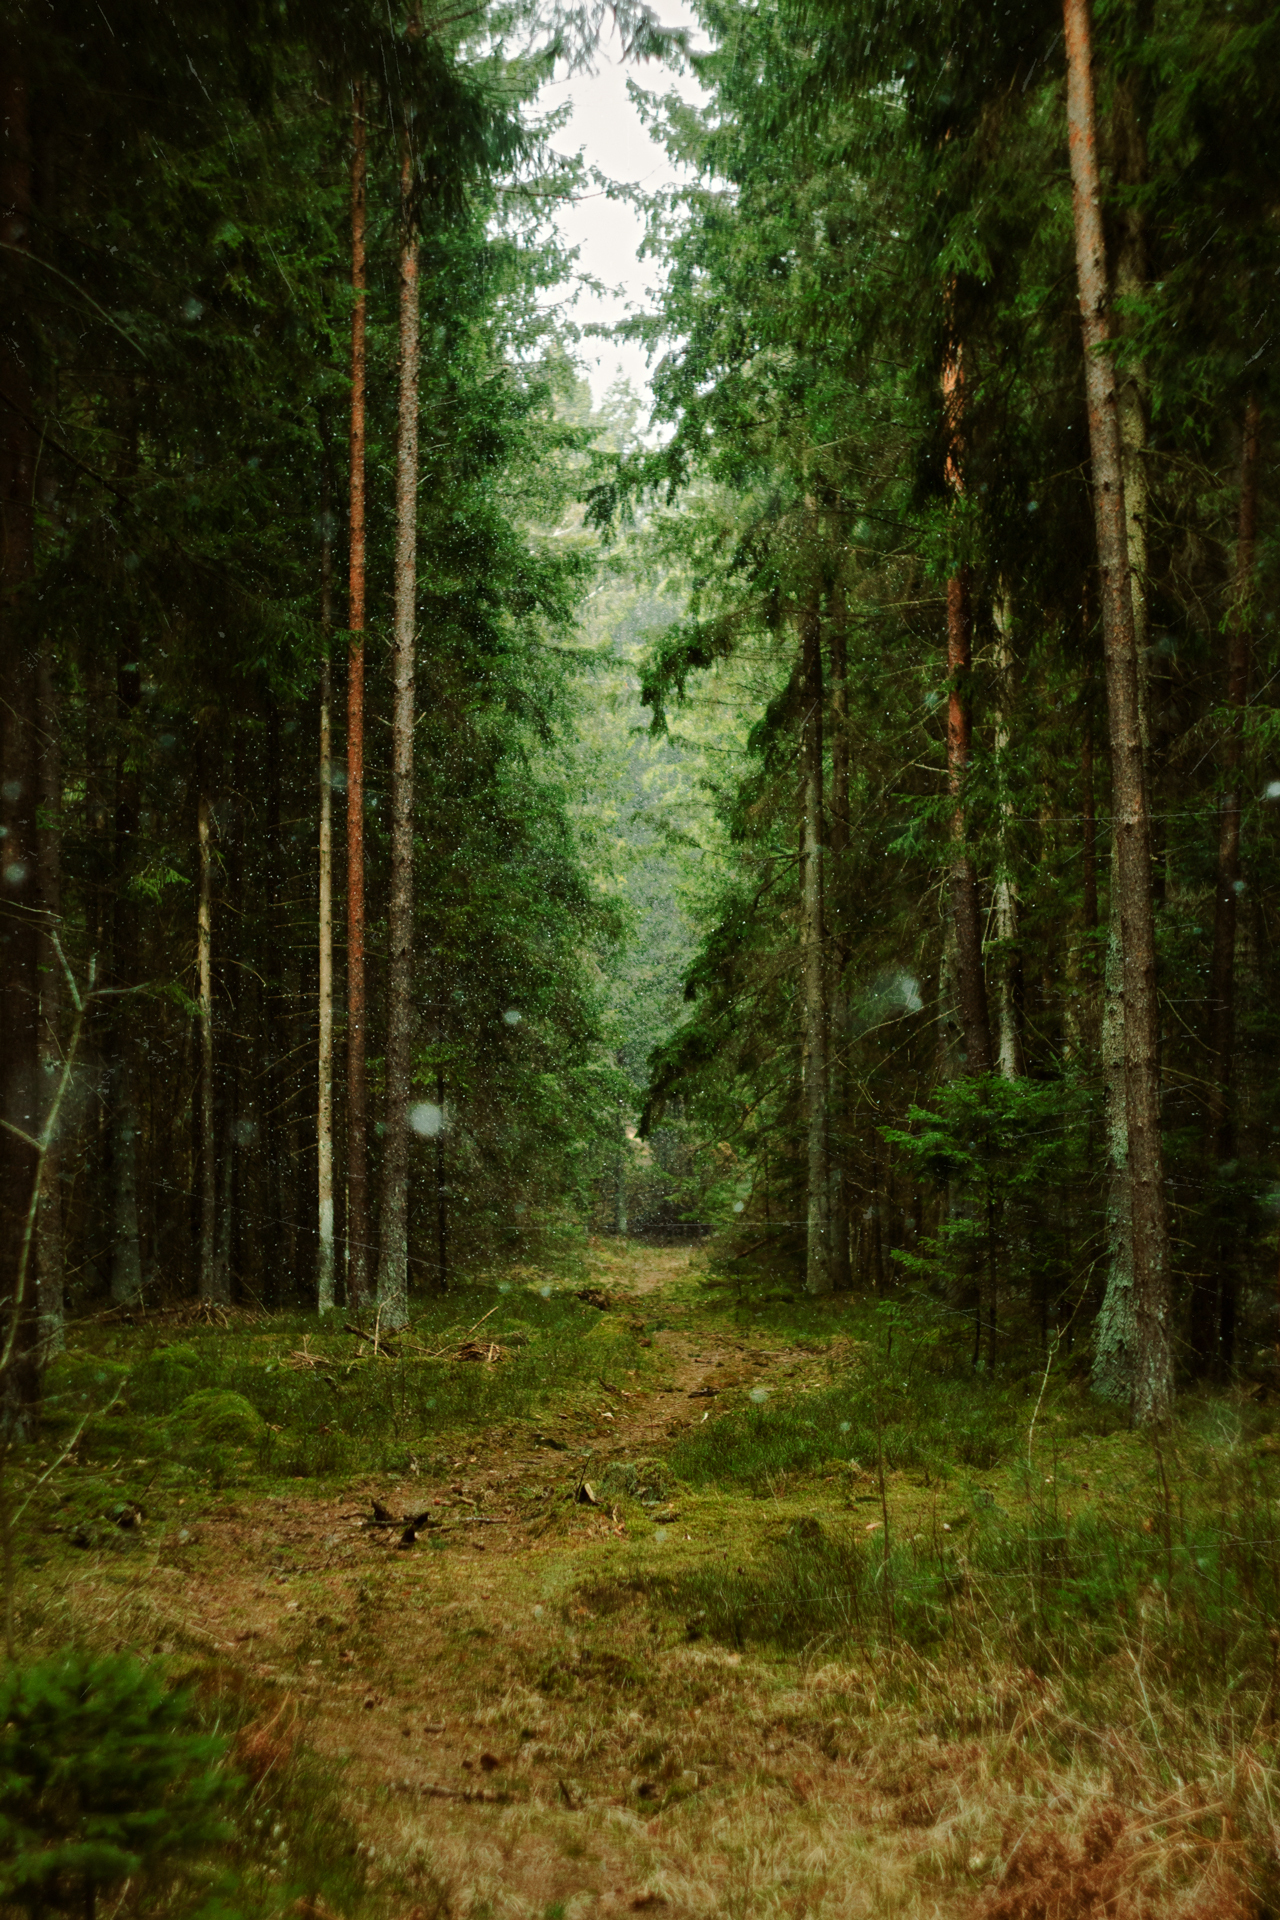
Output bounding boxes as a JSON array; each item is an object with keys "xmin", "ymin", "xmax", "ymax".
[{"xmin": 0, "ymin": 1652, "xmax": 234, "ymax": 1918}]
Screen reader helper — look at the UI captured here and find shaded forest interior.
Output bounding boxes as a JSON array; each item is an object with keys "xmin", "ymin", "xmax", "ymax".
[
  {"xmin": 2, "ymin": 0, "xmax": 1279, "ymax": 1436},
  {"xmin": 10, "ymin": 7, "xmax": 1280, "ymax": 1917}
]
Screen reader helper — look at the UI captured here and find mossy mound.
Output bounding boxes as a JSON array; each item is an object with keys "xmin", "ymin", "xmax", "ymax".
[
  {"xmin": 169, "ymin": 1389, "xmax": 264, "ymax": 1450},
  {"xmin": 131, "ymin": 1344, "xmax": 204, "ymax": 1412},
  {"xmin": 598, "ymin": 1456, "xmax": 671, "ymax": 1504},
  {"xmin": 43, "ymin": 1353, "xmax": 131, "ymax": 1416}
]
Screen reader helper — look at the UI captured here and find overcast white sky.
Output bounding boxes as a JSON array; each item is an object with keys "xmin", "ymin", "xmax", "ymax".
[{"xmin": 543, "ymin": 6, "xmax": 708, "ymax": 414}]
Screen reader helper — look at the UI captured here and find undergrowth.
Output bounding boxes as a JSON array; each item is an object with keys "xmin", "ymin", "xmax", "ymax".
[{"xmin": 36, "ymin": 1283, "xmax": 655, "ymax": 1491}]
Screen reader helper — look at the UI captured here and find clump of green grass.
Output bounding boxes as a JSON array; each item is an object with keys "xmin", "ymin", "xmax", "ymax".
[
  {"xmin": 39, "ymin": 1286, "xmax": 654, "ymax": 1490},
  {"xmin": 642, "ymin": 1439, "xmax": 1280, "ymax": 1715},
  {"xmin": 668, "ymin": 1371, "xmax": 1107, "ymax": 1491}
]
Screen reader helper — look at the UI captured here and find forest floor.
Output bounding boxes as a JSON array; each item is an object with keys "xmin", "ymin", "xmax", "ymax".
[{"xmin": 17, "ymin": 1242, "xmax": 1278, "ymax": 1919}]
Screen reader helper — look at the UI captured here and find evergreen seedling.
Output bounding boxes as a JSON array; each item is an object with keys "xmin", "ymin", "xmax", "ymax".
[{"xmin": 0, "ymin": 1652, "xmax": 234, "ymax": 1918}]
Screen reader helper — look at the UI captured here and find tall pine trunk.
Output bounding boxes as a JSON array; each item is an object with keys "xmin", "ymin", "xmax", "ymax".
[
  {"xmin": 317, "ymin": 530, "xmax": 336, "ymax": 1313},
  {"xmin": 375, "ymin": 124, "xmax": 420, "ymax": 1331},
  {"xmin": 1064, "ymin": 0, "xmax": 1171, "ymax": 1424},
  {"xmin": 1095, "ymin": 27, "xmax": 1152, "ymax": 1404},
  {"xmin": 346, "ymin": 85, "xmax": 370, "ymax": 1312},
  {"xmin": 827, "ymin": 593, "xmax": 852, "ymax": 1289},
  {"xmin": 799, "ymin": 595, "xmax": 831, "ymax": 1296}
]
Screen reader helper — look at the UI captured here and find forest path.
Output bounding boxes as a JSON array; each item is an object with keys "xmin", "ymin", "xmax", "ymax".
[{"xmin": 65, "ymin": 1245, "xmax": 989, "ymax": 1919}]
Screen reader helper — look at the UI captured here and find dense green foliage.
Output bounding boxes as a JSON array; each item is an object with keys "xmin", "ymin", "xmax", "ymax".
[
  {"xmin": 590, "ymin": 0, "xmax": 1280, "ymax": 1387},
  {"xmin": 0, "ymin": 1652, "xmax": 231, "ymax": 1916},
  {"xmin": 2, "ymin": 1, "xmax": 646, "ymax": 1343}
]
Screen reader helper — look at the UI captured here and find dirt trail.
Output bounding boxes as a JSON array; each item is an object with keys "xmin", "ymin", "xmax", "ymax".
[{"xmin": 59, "ymin": 1246, "xmax": 1003, "ymax": 1917}]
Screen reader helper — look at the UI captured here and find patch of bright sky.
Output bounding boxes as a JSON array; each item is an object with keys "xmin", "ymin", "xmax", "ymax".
[{"xmin": 544, "ymin": 6, "xmax": 708, "ymax": 416}]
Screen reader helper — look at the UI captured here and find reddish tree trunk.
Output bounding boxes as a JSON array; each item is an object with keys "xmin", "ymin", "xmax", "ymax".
[
  {"xmin": 346, "ymin": 87, "xmax": 369, "ymax": 1311},
  {"xmin": 1064, "ymin": 0, "xmax": 1170, "ymax": 1424},
  {"xmin": 375, "ymin": 124, "xmax": 420, "ymax": 1330}
]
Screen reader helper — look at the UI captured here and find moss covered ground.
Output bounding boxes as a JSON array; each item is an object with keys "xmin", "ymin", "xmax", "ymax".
[{"xmin": 7, "ymin": 1241, "xmax": 1280, "ymax": 1918}]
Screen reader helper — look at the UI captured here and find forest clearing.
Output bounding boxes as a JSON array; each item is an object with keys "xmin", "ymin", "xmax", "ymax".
[{"xmin": 3, "ymin": 0, "xmax": 1280, "ymax": 1913}]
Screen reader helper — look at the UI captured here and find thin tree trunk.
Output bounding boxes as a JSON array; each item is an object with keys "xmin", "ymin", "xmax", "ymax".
[
  {"xmin": 991, "ymin": 585, "xmax": 1023, "ymax": 1080},
  {"xmin": 1096, "ymin": 16, "xmax": 1152, "ymax": 1400},
  {"xmin": 1, "ymin": 51, "xmax": 45, "ymax": 1431},
  {"xmin": 346, "ymin": 83, "xmax": 370, "ymax": 1313},
  {"xmin": 799, "ymin": 595, "xmax": 831, "ymax": 1296},
  {"xmin": 375, "ymin": 124, "xmax": 420, "ymax": 1332},
  {"xmin": 1064, "ymin": 0, "xmax": 1171, "ymax": 1425},
  {"xmin": 827, "ymin": 593, "xmax": 852, "ymax": 1289},
  {"xmin": 197, "ymin": 783, "xmax": 222, "ymax": 1303},
  {"xmin": 1093, "ymin": 905, "xmax": 1136, "ymax": 1403},
  {"xmin": 317, "ymin": 530, "xmax": 336, "ymax": 1314},
  {"xmin": 35, "ymin": 640, "xmax": 64, "ymax": 1356},
  {"xmin": 1065, "ymin": 663, "xmax": 1100, "ymax": 1061}
]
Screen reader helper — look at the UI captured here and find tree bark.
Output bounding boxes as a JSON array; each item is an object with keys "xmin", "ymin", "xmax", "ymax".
[
  {"xmin": 317, "ymin": 529, "xmax": 336, "ymax": 1314},
  {"xmin": 1081, "ymin": 673, "xmax": 1098, "ymax": 936},
  {"xmin": 991, "ymin": 585, "xmax": 1024, "ymax": 1080},
  {"xmin": 799, "ymin": 595, "xmax": 831, "ymax": 1295},
  {"xmin": 35, "ymin": 639, "xmax": 64, "ymax": 1355},
  {"xmin": 827, "ymin": 593, "xmax": 852, "ymax": 1289},
  {"xmin": 346, "ymin": 84, "xmax": 370, "ymax": 1313},
  {"xmin": 1095, "ymin": 10, "xmax": 1152, "ymax": 1401},
  {"xmin": 0, "ymin": 48, "xmax": 43, "ymax": 1431},
  {"xmin": 1064, "ymin": 0, "xmax": 1171, "ymax": 1425},
  {"xmin": 375, "ymin": 124, "xmax": 420, "ymax": 1331}
]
